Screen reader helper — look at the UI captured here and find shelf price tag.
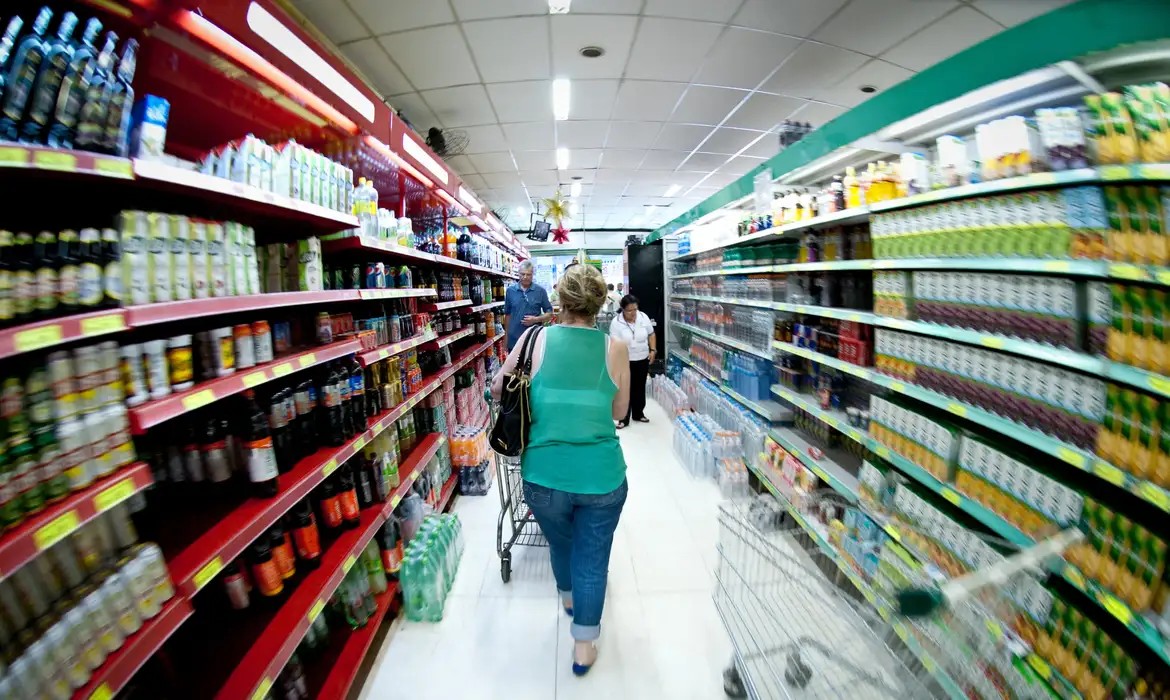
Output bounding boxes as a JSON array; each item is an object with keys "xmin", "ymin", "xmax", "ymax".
[
  {"xmin": 946, "ymin": 402, "xmax": 967, "ymax": 418},
  {"xmin": 890, "ymin": 382, "xmax": 905, "ymax": 392},
  {"xmin": 1147, "ymin": 373, "xmax": 1170, "ymax": 397},
  {"xmin": 1057, "ymin": 448, "xmax": 1087, "ymax": 469},
  {"xmin": 93, "ymin": 157, "xmax": 132, "ymax": 178},
  {"xmin": 1028, "ymin": 655, "xmax": 1051, "ymax": 680},
  {"xmin": 181, "ymin": 389, "xmax": 216, "ymax": 412},
  {"xmin": 33, "ymin": 150, "xmax": 77, "ymax": 171},
  {"xmin": 1139, "ymin": 482, "xmax": 1170, "ymax": 512},
  {"xmin": 271, "ymin": 363, "xmax": 293, "ymax": 377},
  {"xmin": 342, "ymin": 555, "xmax": 357, "ymax": 573},
  {"xmin": 250, "ymin": 678, "xmax": 274, "ymax": 700},
  {"xmin": 14, "ymin": 324, "xmax": 64, "ymax": 352},
  {"xmin": 353, "ymin": 436, "xmax": 367, "ymax": 452},
  {"xmin": 1109, "ymin": 263, "xmax": 1147, "ymax": 281},
  {"xmin": 0, "ymin": 146, "xmax": 28, "ymax": 166},
  {"xmin": 298, "ymin": 353, "xmax": 317, "ymax": 368},
  {"xmin": 1093, "ymin": 461, "xmax": 1126, "ymax": 487},
  {"xmin": 876, "ymin": 446, "xmax": 891, "ymax": 459},
  {"xmin": 1139, "ymin": 163, "xmax": 1170, "ymax": 180},
  {"xmin": 193, "ymin": 557, "xmax": 224, "ymax": 592},
  {"xmin": 322, "ymin": 459, "xmax": 339, "ymax": 478},
  {"xmin": 1041, "ymin": 261, "xmax": 1071, "ymax": 273},
  {"xmin": 94, "ymin": 477, "xmax": 136, "ymax": 512},
  {"xmin": 1100, "ymin": 165, "xmax": 1131, "ymax": 181},
  {"xmin": 922, "ymin": 656, "xmax": 936, "ymax": 674},
  {"xmin": 883, "ymin": 524, "xmax": 901, "ymax": 541},
  {"xmin": 80, "ymin": 312, "xmax": 126, "ymax": 336},
  {"xmin": 1064, "ymin": 566, "xmax": 1086, "ymax": 590},
  {"xmin": 307, "ymin": 599, "xmax": 325, "ymax": 624},
  {"xmin": 88, "ymin": 683, "xmax": 114, "ymax": 700},
  {"xmin": 1098, "ymin": 591, "xmax": 1133, "ymax": 626},
  {"xmin": 242, "ymin": 371, "xmax": 267, "ymax": 388},
  {"xmin": 980, "ymin": 336, "xmax": 1006, "ymax": 349},
  {"xmin": 1156, "ymin": 269, "xmax": 1170, "ymax": 287},
  {"xmin": 940, "ymin": 488, "xmax": 961, "ymax": 507},
  {"xmin": 34, "ymin": 510, "xmax": 81, "ymax": 551}
]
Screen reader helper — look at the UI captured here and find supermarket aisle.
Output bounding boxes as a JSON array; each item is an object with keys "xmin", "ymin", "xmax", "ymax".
[{"xmin": 360, "ymin": 398, "xmax": 731, "ymax": 699}]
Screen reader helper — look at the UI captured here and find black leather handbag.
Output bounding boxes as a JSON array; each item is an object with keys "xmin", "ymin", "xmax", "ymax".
[{"xmin": 489, "ymin": 326, "xmax": 543, "ymax": 457}]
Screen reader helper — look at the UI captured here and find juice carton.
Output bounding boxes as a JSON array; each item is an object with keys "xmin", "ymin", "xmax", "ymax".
[
  {"xmin": 206, "ymin": 222, "xmax": 227, "ymax": 298},
  {"xmin": 1142, "ymin": 186, "xmax": 1167, "ymax": 266},
  {"xmin": 243, "ymin": 227, "xmax": 260, "ymax": 295},
  {"xmin": 146, "ymin": 212, "xmax": 172, "ymax": 303},
  {"xmin": 1126, "ymin": 286, "xmax": 1150, "ymax": 369},
  {"xmin": 1158, "ymin": 402, "xmax": 1170, "ymax": 488},
  {"xmin": 226, "ymin": 222, "xmax": 248, "ymax": 296},
  {"xmin": 1135, "ymin": 394, "xmax": 1159, "ymax": 481},
  {"xmin": 263, "ymin": 243, "xmax": 286, "ymax": 293},
  {"xmin": 297, "ymin": 237, "xmax": 322, "ymax": 292},
  {"xmin": 119, "ymin": 211, "xmax": 149, "ymax": 306},
  {"xmin": 1104, "ymin": 187, "xmax": 1130, "ymax": 262},
  {"xmin": 189, "ymin": 220, "xmax": 209, "ymax": 299},
  {"xmin": 170, "ymin": 215, "xmax": 191, "ymax": 301},
  {"xmin": 1085, "ymin": 93, "xmax": 1139, "ymax": 164},
  {"xmin": 1151, "ymin": 289, "xmax": 1168, "ymax": 375}
]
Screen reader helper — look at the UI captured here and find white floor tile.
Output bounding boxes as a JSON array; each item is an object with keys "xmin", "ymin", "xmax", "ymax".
[{"xmin": 362, "ymin": 398, "xmax": 729, "ymax": 699}]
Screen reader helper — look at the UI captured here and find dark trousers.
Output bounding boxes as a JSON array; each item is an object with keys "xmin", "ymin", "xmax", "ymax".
[{"xmin": 624, "ymin": 358, "xmax": 649, "ymax": 423}]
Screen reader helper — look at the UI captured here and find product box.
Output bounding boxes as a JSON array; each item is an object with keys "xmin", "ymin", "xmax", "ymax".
[
  {"xmin": 119, "ymin": 211, "xmax": 150, "ymax": 306},
  {"xmin": 189, "ymin": 220, "xmax": 209, "ymax": 299},
  {"xmin": 244, "ymin": 227, "xmax": 261, "ymax": 296},
  {"xmin": 297, "ymin": 237, "xmax": 323, "ymax": 292},
  {"xmin": 206, "ymin": 223, "xmax": 227, "ymax": 298},
  {"xmin": 128, "ymin": 95, "xmax": 170, "ymax": 160}
]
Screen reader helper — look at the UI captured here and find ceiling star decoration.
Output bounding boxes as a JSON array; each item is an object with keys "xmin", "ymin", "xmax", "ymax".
[{"xmin": 541, "ymin": 190, "xmax": 572, "ymax": 244}]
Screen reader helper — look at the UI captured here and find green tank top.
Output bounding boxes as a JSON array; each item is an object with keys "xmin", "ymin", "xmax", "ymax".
[{"xmin": 521, "ymin": 326, "xmax": 626, "ymax": 494}]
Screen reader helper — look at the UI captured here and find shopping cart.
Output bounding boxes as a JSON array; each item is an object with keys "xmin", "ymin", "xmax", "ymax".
[
  {"xmin": 716, "ymin": 484, "xmax": 1083, "ymax": 700},
  {"xmin": 494, "ymin": 453, "xmax": 547, "ymax": 582}
]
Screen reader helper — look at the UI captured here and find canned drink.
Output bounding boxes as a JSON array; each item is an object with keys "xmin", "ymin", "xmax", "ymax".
[
  {"xmin": 233, "ymin": 324, "xmax": 255, "ymax": 369},
  {"xmin": 119, "ymin": 344, "xmax": 149, "ymax": 407},
  {"xmin": 47, "ymin": 351, "xmax": 79, "ymax": 421},
  {"xmin": 252, "ymin": 321, "xmax": 274, "ymax": 364},
  {"xmin": 142, "ymin": 339, "xmax": 170, "ymax": 401},
  {"xmin": 98, "ymin": 341, "xmax": 122, "ymax": 406},
  {"xmin": 73, "ymin": 345, "xmax": 102, "ymax": 412},
  {"xmin": 212, "ymin": 327, "xmax": 235, "ymax": 377}
]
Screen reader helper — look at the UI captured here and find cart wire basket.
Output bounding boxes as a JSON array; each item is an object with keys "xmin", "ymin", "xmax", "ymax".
[
  {"xmin": 494, "ymin": 453, "xmax": 547, "ymax": 583},
  {"xmin": 715, "ymin": 485, "xmax": 1083, "ymax": 700}
]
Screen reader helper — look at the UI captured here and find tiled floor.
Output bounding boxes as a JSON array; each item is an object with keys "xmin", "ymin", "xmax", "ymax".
[{"xmin": 359, "ymin": 399, "xmax": 731, "ymax": 699}]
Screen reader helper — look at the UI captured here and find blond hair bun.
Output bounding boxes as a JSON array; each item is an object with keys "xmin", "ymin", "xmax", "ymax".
[{"xmin": 557, "ymin": 264, "xmax": 607, "ymax": 318}]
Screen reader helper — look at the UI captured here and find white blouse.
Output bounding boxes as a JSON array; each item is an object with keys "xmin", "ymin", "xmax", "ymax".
[{"xmin": 609, "ymin": 311, "xmax": 655, "ymax": 361}]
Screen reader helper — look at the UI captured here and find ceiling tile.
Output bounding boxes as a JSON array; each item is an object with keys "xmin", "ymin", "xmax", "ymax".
[
  {"xmin": 814, "ymin": 0, "xmax": 959, "ymax": 57},
  {"xmin": 421, "ymin": 84, "xmax": 497, "ymax": 127},
  {"xmin": 653, "ymin": 124, "xmax": 712, "ymax": 151},
  {"xmin": 762, "ymin": 42, "xmax": 868, "ymax": 98},
  {"xmin": 483, "ymin": 171, "xmax": 524, "ymax": 188},
  {"xmin": 973, "ymin": 0, "xmax": 1076, "ymax": 27},
  {"xmin": 292, "ymin": 0, "xmax": 369, "ymax": 44},
  {"xmin": 680, "ymin": 152, "xmax": 731, "ymax": 170},
  {"xmin": 470, "ymin": 152, "xmax": 517, "ymax": 174},
  {"xmin": 561, "ymin": 168, "xmax": 597, "ymax": 183},
  {"xmin": 388, "ymin": 92, "xmax": 439, "ymax": 131},
  {"xmin": 791, "ymin": 101, "xmax": 846, "ymax": 126},
  {"xmin": 600, "ymin": 150, "xmax": 645, "ymax": 169},
  {"xmin": 551, "ymin": 15, "xmax": 638, "ymax": 80},
  {"xmin": 612, "ymin": 81, "xmax": 686, "ymax": 121},
  {"xmin": 881, "ymin": 8, "xmax": 1002, "ymax": 71},
  {"xmin": 503, "ymin": 122, "xmax": 556, "ymax": 149},
  {"xmin": 669, "ymin": 86, "xmax": 748, "ymax": 127},
  {"xmin": 466, "ymin": 17, "xmax": 551, "ymax": 82},
  {"xmin": 592, "ymin": 184, "xmax": 628, "ymax": 197},
  {"xmin": 722, "ymin": 155, "xmax": 766, "ymax": 175},
  {"xmin": 699, "ymin": 127, "xmax": 763, "ymax": 155},
  {"xmin": 643, "ymin": 0, "xmax": 739, "ymax": 22},
  {"xmin": 341, "ymin": 39, "xmax": 411, "ymax": 96},
  {"xmin": 810, "ymin": 59, "xmax": 914, "ymax": 108},
  {"xmin": 347, "ymin": 0, "xmax": 454, "ymax": 34},
  {"xmin": 595, "ymin": 169, "xmax": 635, "ymax": 184},
  {"xmin": 695, "ymin": 28, "xmax": 802, "ymax": 90},
  {"xmin": 556, "ymin": 121, "xmax": 609, "ymax": 149},
  {"xmin": 625, "ymin": 182, "xmax": 672, "ymax": 198},
  {"xmin": 723, "ymin": 93, "xmax": 804, "ymax": 130},
  {"xmin": 445, "ymin": 155, "xmax": 475, "ymax": 174},
  {"xmin": 514, "ymin": 151, "xmax": 556, "ymax": 171},
  {"xmin": 519, "ymin": 169, "xmax": 559, "ymax": 185},
  {"xmin": 699, "ymin": 172, "xmax": 739, "ymax": 188},
  {"xmin": 486, "ymin": 81, "xmax": 553, "ymax": 123},
  {"xmin": 380, "ymin": 26, "xmax": 479, "ymax": 90},
  {"xmin": 641, "ymin": 150, "xmax": 691, "ymax": 171},
  {"xmin": 563, "ymin": 150, "xmax": 603, "ymax": 169},
  {"xmin": 459, "ymin": 124, "xmax": 510, "ymax": 153},
  {"xmin": 605, "ymin": 121, "xmax": 663, "ymax": 149},
  {"xmin": 575, "ymin": 0, "xmax": 642, "ymax": 14},
  {"xmin": 462, "ymin": 173, "xmax": 487, "ymax": 189},
  {"xmin": 730, "ymin": 0, "xmax": 850, "ymax": 39},
  {"xmin": 625, "ymin": 18, "xmax": 723, "ymax": 82},
  {"xmin": 742, "ymin": 134, "xmax": 778, "ymax": 159},
  {"xmin": 572, "ymin": 80, "xmax": 620, "ymax": 120},
  {"xmin": 451, "ymin": 0, "xmax": 546, "ymax": 20}
]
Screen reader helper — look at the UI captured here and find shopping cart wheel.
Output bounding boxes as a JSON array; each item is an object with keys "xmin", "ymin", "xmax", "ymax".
[
  {"xmin": 501, "ymin": 553, "xmax": 512, "ymax": 583},
  {"xmin": 722, "ymin": 664, "xmax": 746, "ymax": 698},
  {"xmin": 784, "ymin": 651, "xmax": 812, "ymax": 689}
]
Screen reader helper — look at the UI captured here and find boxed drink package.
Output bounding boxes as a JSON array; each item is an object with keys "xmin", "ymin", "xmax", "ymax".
[
  {"xmin": 189, "ymin": 220, "xmax": 209, "ymax": 299},
  {"xmin": 263, "ymin": 243, "xmax": 287, "ymax": 293},
  {"xmin": 244, "ymin": 227, "xmax": 261, "ymax": 295},
  {"xmin": 128, "ymin": 94, "xmax": 170, "ymax": 160},
  {"xmin": 297, "ymin": 237, "xmax": 322, "ymax": 292},
  {"xmin": 170, "ymin": 214, "xmax": 191, "ymax": 301},
  {"xmin": 225, "ymin": 222, "xmax": 248, "ymax": 296},
  {"xmin": 206, "ymin": 223, "xmax": 227, "ymax": 298}
]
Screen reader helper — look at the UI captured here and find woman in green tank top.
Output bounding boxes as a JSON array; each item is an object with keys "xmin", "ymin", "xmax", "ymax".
[{"xmin": 491, "ymin": 263, "xmax": 630, "ymax": 677}]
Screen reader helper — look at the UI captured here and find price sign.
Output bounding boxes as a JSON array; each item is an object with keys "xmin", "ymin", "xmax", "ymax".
[
  {"xmin": 34, "ymin": 510, "xmax": 81, "ymax": 551},
  {"xmin": 194, "ymin": 556, "xmax": 224, "ymax": 591},
  {"xmin": 980, "ymin": 336, "xmax": 1006, "ymax": 349},
  {"xmin": 940, "ymin": 488, "xmax": 961, "ymax": 507},
  {"xmin": 1041, "ymin": 261, "xmax": 1071, "ymax": 273},
  {"xmin": 33, "ymin": 150, "xmax": 77, "ymax": 172},
  {"xmin": 0, "ymin": 146, "xmax": 28, "ymax": 166},
  {"xmin": 1139, "ymin": 482, "xmax": 1170, "ymax": 512},
  {"xmin": 1147, "ymin": 373, "xmax": 1170, "ymax": 398},
  {"xmin": 1057, "ymin": 448, "xmax": 1087, "ymax": 469},
  {"xmin": 80, "ymin": 312, "xmax": 126, "ymax": 336},
  {"xmin": 308, "ymin": 599, "xmax": 325, "ymax": 623},
  {"xmin": 182, "ymin": 389, "xmax": 216, "ymax": 411},
  {"xmin": 342, "ymin": 555, "xmax": 357, "ymax": 573},
  {"xmin": 272, "ymin": 363, "xmax": 293, "ymax": 377},
  {"xmin": 242, "ymin": 371, "xmax": 268, "ymax": 388},
  {"xmin": 93, "ymin": 157, "xmax": 133, "ymax": 178},
  {"xmin": 299, "ymin": 353, "xmax": 317, "ymax": 368},
  {"xmin": 14, "ymin": 324, "xmax": 64, "ymax": 353},
  {"xmin": 890, "ymin": 382, "xmax": 905, "ymax": 392},
  {"xmin": 1093, "ymin": 461, "xmax": 1126, "ymax": 487},
  {"xmin": 1028, "ymin": 655, "xmax": 1051, "ymax": 680},
  {"xmin": 1100, "ymin": 165, "xmax": 1131, "ymax": 181},
  {"xmin": 89, "ymin": 684, "xmax": 114, "ymax": 700},
  {"xmin": 1109, "ymin": 263, "xmax": 1147, "ymax": 281},
  {"xmin": 94, "ymin": 477, "xmax": 136, "ymax": 512},
  {"xmin": 322, "ymin": 459, "xmax": 339, "ymax": 477},
  {"xmin": 353, "ymin": 436, "xmax": 367, "ymax": 451},
  {"xmin": 946, "ymin": 402, "xmax": 967, "ymax": 417},
  {"xmin": 1098, "ymin": 591, "xmax": 1133, "ymax": 625},
  {"xmin": 1064, "ymin": 566, "xmax": 1086, "ymax": 590},
  {"xmin": 250, "ymin": 678, "xmax": 274, "ymax": 700}
]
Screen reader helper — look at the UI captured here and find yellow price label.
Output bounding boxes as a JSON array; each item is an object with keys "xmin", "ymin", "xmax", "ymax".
[
  {"xmin": 824, "ymin": 417, "xmax": 837, "ymax": 429},
  {"xmin": 980, "ymin": 336, "xmax": 1006, "ymax": 349},
  {"xmin": 985, "ymin": 620, "xmax": 1003, "ymax": 639},
  {"xmin": 80, "ymin": 312, "xmax": 126, "ymax": 336},
  {"xmin": 193, "ymin": 556, "xmax": 224, "ymax": 592},
  {"xmin": 390, "ymin": 494, "xmax": 402, "ymax": 509},
  {"xmin": 1139, "ymin": 482, "xmax": 1170, "ymax": 512},
  {"xmin": 93, "ymin": 157, "xmax": 133, "ymax": 178},
  {"xmin": 33, "ymin": 150, "xmax": 77, "ymax": 171},
  {"xmin": 353, "ymin": 436, "xmax": 367, "ymax": 452},
  {"xmin": 1148, "ymin": 374, "xmax": 1170, "ymax": 398},
  {"xmin": 182, "ymin": 389, "xmax": 216, "ymax": 411},
  {"xmin": 1093, "ymin": 460, "xmax": 1126, "ymax": 487},
  {"xmin": 242, "ymin": 371, "xmax": 267, "ymax": 388},
  {"xmin": 940, "ymin": 488, "xmax": 961, "ymax": 507},
  {"xmin": 848, "ymin": 429, "xmax": 862, "ymax": 442},
  {"xmin": 34, "ymin": 510, "xmax": 80, "ymax": 551},
  {"xmin": 342, "ymin": 555, "xmax": 357, "ymax": 573},
  {"xmin": 1057, "ymin": 447, "xmax": 1087, "ymax": 469},
  {"xmin": 299, "ymin": 353, "xmax": 317, "ymax": 368},
  {"xmin": 922, "ymin": 656, "xmax": 936, "ymax": 674},
  {"xmin": 1041, "ymin": 261, "xmax": 1071, "ymax": 273},
  {"xmin": 94, "ymin": 477, "xmax": 136, "ymax": 512},
  {"xmin": 946, "ymin": 402, "xmax": 968, "ymax": 417},
  {"xmin": 1098, "ymin": 591, "xmax": 1134, "ymax": 626},
  {"xmin": 308, "ymin": 599, "xmax": 325, "ymax": 623},
  {"xmin": 893, "ymin": 622, "xmax": 907, "ymax": 640},
  {"xmin": 884, "ymin": 525, "xmax": 901, "ymax": 541},
  {"xmin": 0, "ymin": 146, "xmax": 27, "ymax": 166},
  {"xmin": 890, "ymin": 382, "xmax": 905, "ymax": 392},
  {"xmin": 877, "ymin": 446, "xmax": 891, "ymax": 459},
  {"xmin": 322, "ymin": 459, "xmax": 339, "ymax": 478},
  {"xmin": 14, "ymin": 324, "xmax": 64, "ymax": 352},
  {"xmin": 1028, "ymin": 655, "xmax": 1052, "ymax": 680},
  {"xmin": 1065, "ymin": 566, "xmax": 1086, "ymax": 590},
  {"xmin": 1100, "ymin": 165, "xmax": 1132, "ymax": 181},
  {"xmin": 811, "ymin": 466, "xmax": 828, "ymax": 483},
  {"xmin": 1156, "ymin": 269, "xmax": 1170, "ymax": 286},
  {"xmin": 848, "ymin": 314, "xmax": 862, "ymax": 322},
  {"xmin": 272, "ymin": 363, "xmax": 293, "ymax": 377},
  {"xmin": 250, "ymin": 678, "xmax": 274, "ymax": 700},
  {"xmin": 1109, "ymin": 263, "xmax": 1148, "ymax": 281},
  {"xmin": 89, "ymin": 683, "xmax": 114, "ymax": 700},
  {"xmin": 1139, "ymin": 163, "xmax": 1170, "ymax": 180}
]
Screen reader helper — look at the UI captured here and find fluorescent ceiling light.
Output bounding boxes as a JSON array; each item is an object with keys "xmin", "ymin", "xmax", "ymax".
[
  {"xmin": 556, "ymin": 148, "xmax": 569, "ymax": 170},
  {"xmin": 402, "ymin": 135, "xmax": 449, "ymax": 184},
  {"xmin": 552, "ymin": 79, "xmax": 570, "ymax": 121},
  {"xmin": 458, "ymin": 186, "xmax": 482, "ymax": 212},
  {"xmin": 570, "ymin": 181, "xmax": 581, "ymax": 197},
  {"xmin": 514, "ymin": 206, "xmax": 527, "ymax": 216},
  {"xmin": 548, "ymin": 0, "xmax": 571, "ymax": 13},
  {"xmin": 664, "ymin": 184, "xmax": 681, "ymax": 197}
]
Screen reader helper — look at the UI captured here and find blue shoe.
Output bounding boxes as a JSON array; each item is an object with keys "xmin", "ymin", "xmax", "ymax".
[
  {"xmin": 564, "ymin": 605, "xmax": 573, "ymax": 617},
  {"xmin": 572, "ymin": 645, "xmax": 596, "ymax": 676}
]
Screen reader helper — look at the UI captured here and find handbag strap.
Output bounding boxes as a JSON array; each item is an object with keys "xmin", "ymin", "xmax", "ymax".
[{"xmin": 516, "ymin": 325, "xmax": 543, "ymax": 376}]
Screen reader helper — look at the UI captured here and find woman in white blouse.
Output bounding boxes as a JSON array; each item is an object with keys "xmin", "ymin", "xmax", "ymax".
[{"xmin": 609, "ymin": 295, "xmax": 656, "ymax": 428}]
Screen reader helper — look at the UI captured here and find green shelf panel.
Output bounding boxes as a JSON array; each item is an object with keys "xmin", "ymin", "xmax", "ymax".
[
  {"xmin": 668, "ymin": 350, "xmax": 788, "ymax": 422},
  {"xmin": 1057, "ymin": 562, "xmax": 1170, "ymax": 665},
  {"xmin": 869, "ymin": 169, "xmax": 1100, "ymax": 212},
  {"xmin": 870, "ymin": 258, "xmax": 1109, "ymax": 276},
  {"xmin": 669, "ymin": 207, "xmax": 872, "ymax": 263},
  {"xmin": 672, "ymin": 322, "xmax": 773, "ymax": 361}
]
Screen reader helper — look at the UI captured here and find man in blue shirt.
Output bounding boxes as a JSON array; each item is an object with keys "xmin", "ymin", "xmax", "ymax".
[{"xmin": 503, "ymin": 260, "xmax": 554, "ymax": 350}]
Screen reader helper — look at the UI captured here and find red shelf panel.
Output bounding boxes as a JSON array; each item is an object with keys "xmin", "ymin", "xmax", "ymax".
[
  {"xmin": 129, "ymin": 339, "xmax": 362, "ymax": 433},
  {"xmin": 133, "ymin": 159, "xmax": 358, "ymax": 230},
  {"xmin": 321, "ymin": 236, "xmax": 517, "ymax": 278},
  {"xmin": 75, "ymin": 596, "xmax": 193, "ymax": 700},
  {"xmin": 357, "ymin": 288, "xmax": 437, "ymax": 301},
  {"xmin": 429, "ymin": 327, "xmax": 474, "ymax": 350},
  {"xmin": 0, "ymin": 143, "xmax": 132, "ymax": 179},
  {"xmin": 310, "ymin": 584, "xmax": 398, "ymax": 700},
  {"xmin": 0, "ymin": 309, "xmax": 127, "ymax": 361},
  {"xmin": 436, "ymin": 474, "xmax": 458, "ymax": 513},
  {"xmin": 357, "ymin": 332, "xmax": 436, "ymax": 367},
  {"xmin": 424, "ymin": 299, "xmax": 473, "ymax": 312},
  {"xmin": 466, "ymin": 301, "xmax": 504, "ymax": 313},
  {"xmin": 122, "ymin": 291, "xmax": 364, "ymax": 327},
  {"xmin": 0, "ymin": 463, "xmax": 152, "ymax": 579}
]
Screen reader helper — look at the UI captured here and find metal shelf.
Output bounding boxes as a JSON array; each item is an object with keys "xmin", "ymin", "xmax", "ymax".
[
  {"xmin": 670, "ymin": 206, "xmax": 871, "ymax": 262},
  {"xmin": 668, "ymin": 350, "xmax": 788, "ymax": 422},
  {"xmin": 76, "ymin": 596, "xmax": 194, "ymax": 700},
  {"xmin": 321, "ymin": 236, "xmax": 518, "ymax": 278},
  {"xmin": 128, "ymin": 339, "xmax": 362, "ymax": 433},
  {"xmin": 765, "ymin": 426, "xmax": 860, "ymax": 500},
  {"xmin": 426, "ymin": 299, "xmax": 474, "ymax": 311},
  {"xmin": 671, "ymin": 322, "xmax": 773, "ymax": 361},
  {"xmin": 357, "ymin": 332, "xmax": 437, "ymax": 367},
  {"xmin": 0, "ymin": 309, "xmax": 127, "ymax": 361},
  {"xmin": 309, "ymin": 584, "xmax": 398, "ymax": 699}
]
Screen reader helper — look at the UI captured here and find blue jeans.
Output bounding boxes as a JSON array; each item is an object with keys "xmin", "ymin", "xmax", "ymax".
[{"xmin": 523, "ymin": 480, "xmax": 628, "ymax": 641}]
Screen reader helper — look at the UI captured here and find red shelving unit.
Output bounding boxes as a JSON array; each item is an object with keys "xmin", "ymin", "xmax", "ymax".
[
  {"xmin": 123, "ymin": 291, "xmax": 364, "ymax": 327},
  {"xmin": 321, "ymin": 236, "xmax": 518, "ymax": 279},
  {"xmin": 128, "ymin": 339, "xmax": 363, "ymax": 433},
  {"xmin": 436, "ymin": 474, "xmax": 458, "ymax": 513},
  {"xmin": 76, "ymin": 596, "xmax": 194, "ymax": 700},
  {"xmin": 308, "ymin": 584, "xmax": 398, "ymax": 700},
  {"xmin": 425, "ymin": 299, "xmax": 473, "ymax": 312},
  {"xmin": 357, "ymin": 289, "xmax": 437, "ymax": 301},
  {"xmin": 357, "ymin": 332, "xmax": 436, "ymax": 367},
  {"xmin": 429, "ymin": 327, "xmax": 475, "ymax": 350},
  {"xmin": 467, "ymin": 301, "xmax": 505, "ymax": 313},
  {"xmin": 0, "ymin": 143, "xmax": 132, "ymax": 179},
  {"xmin": 0, "ymin": 308, "xmax": 128, "ymax": 360},
  {"xmin": 0, "ymin": 463, "xmax": 152, "ymax": 579}
]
